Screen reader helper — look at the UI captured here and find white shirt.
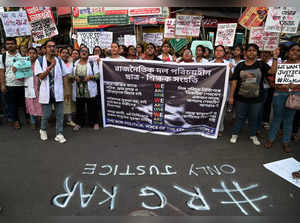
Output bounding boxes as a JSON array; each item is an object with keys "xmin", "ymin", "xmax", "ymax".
[
  {"xmin": 34, "ymin": 56, "xmax": 67, "ymax": 104},
  {"xmin": 0, "ymin": 52, "xmax": 24, "ymax": 86},
  {"xmin": 193, "ymin": 57, "xmax": 209, "ymax": 63}
]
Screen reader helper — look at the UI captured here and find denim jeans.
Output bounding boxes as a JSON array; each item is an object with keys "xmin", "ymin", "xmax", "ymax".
[
  {"xmin": 257, "ymin": 88, "xmax": 269, "ymax": 130},
  {"xmin": 268, "ymin": 91, "xmax": 300, "ymax": 143},
  {"xmin": 4, "ymin": 86, "xmax": 26, "ymax": 122},
  {"xmin": 41, "ymin": 101, "xmax": 64, "ymax": 134},
  {"xmin": 232, "ymin": 101, "xmax": 262, "ymax": 136}
]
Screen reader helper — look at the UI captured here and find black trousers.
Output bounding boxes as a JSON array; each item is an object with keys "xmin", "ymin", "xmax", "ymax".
[
  {"xmin": 263, "ymin": 88, "xmax": 274, "ymax": 123},
  {"xmin": 4, "ymin": 86, "xmax": 28, "ymax": 122},
  {"xmin": 293, "ymin": 110, "xmax": 300, "ymax": 134},
  {"xmin": 75, "ymin": 97, "xmax": 99, "ymax": 127}
]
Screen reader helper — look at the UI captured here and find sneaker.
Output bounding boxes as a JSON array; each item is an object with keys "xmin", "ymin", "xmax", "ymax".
[
  {"xmin": 40, "ymin": 129, "xmax": 48, "ymax": 141},
  {"xmin": 250, "ymin": 136, "xmax": 261, "ymax": 146},
  {"xmin": 55, "ymin": 134, "xmax": 67, "ymax": 144},
  {"xmin": 230, "ymin": 135, "xmax": 238, "ymax": 143},
  {"xmin": 263, "ymin": 122, "xmax": 270, "ymax": 130}
]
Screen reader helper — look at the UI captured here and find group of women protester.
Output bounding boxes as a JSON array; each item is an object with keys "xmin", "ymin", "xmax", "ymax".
[{"xmin": 0, "ymin": 38, "xmax": 299, "ymax": 152}]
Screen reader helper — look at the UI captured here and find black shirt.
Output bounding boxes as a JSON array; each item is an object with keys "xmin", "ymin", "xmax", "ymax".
[
  {"xmin": 47, "ymin": 60, "xmax": 55, "ymax": 103},
  {"xmin": 232, "ymin": 61, "xmax": 270, "ymax": 104}
]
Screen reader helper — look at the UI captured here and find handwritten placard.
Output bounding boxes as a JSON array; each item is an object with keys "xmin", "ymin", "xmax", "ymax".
[
  {"xmin": 13, "ymin": 57, "xmax": 33, "ymax": 79},
  {"xmin": 143, "ymin": 33, "xmax": 163, "ymax": 46},
  {"xmin": 124, "ymin": 35, "xmax": 137, "ymax": 47},
  {"xmin": 215, "ymin": 23, "xmax": 237, "ymax": 47},
  {"xmin": 0, "ymin": 11, "xmax": 31, "ymax": 37},
  {"xmin": 249, "ymin": 27, "xmax": 280, "ymax": 51},
  {"xmin": 77, "ymin": 32, "xmax": 113, "ymax": 53},
  {"xmin": 265, "ymin": 7, "xmax": 300, "ymax": 33},
  {"xmin": 275, "ymin": 64, "xmax": 300, "ymax": 84},
  {"xmin": 164, "ymin": 18, "xmax": 176, "ymax": 38},
  {"xmin": 175, "ymin": 15, "xmax": 202, "ymax": 37}
]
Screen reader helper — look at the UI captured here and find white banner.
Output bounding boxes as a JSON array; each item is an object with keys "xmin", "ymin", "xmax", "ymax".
[
  {"xmin": 249, "ymin": 27, "xmax": 280, "ymax": 51},
  {"xmin": 275, "ymin": 64, "xmax": 300, "ymax": 84},
  {"xmin": 215, "ymin": 23, "xmax": 237, "ymax": 47},
  {"xmin": 0, "ymin": 11, "xmax": 31, "ymax": 37},
  {"xmin": 77, "ymin": 32, "xmax": 113, "ymax": 53},
  {"xmin": 264, "ymin": 7, "xmax": 300, "ymax": 33}
]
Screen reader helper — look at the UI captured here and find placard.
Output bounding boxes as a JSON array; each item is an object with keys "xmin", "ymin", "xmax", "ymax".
[
  {"xmin": 175, "ymin": 15, "xmax": 202, "ymax": 37},
  {"xmin": 215, "ymin": 23, "xmax": 237, "ymax": 47},
  {"xmin": 13, "ymin": 56, "xmax": 33, "ymax": 79},
  {"xmin": 124, "ymin": 35, "xmax": 136, "ymax": 47},
  {"xmin": 238, "ymin": 7, "xmax": 268, "ymax": 30},
  {"xmin": 143, "ymin": 33, "xmax": 163, "ymax": 46},
  {"xmin": 249, "ymin": 27, "xmax": 280, "ymax": 51},
  {"xmin": 77, "ymin": 32, "xmax": 113, "ymax": 53},
  {"xmin": 164, "ymin": 18, "xmax": 176, "ymax": 38},
  {"xmin": 275, "ymin": 64, "xmax": 300, "ymax": 84},
  {"xmin": 0, "ymin": 11, "xmax": 31, "ymax": 37}
]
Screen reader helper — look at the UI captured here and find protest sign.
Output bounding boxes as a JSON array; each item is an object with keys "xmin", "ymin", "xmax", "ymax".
[
  {"xmin": 25, "ymin": 7, "xmax": 58, "ymax": 41},
  {"xmin": 275, "ymin": 64, "xmax": 300, "ymax": 84},
  {"xmin": 175, "ymin": 15, "xmax": 202, "ymax": 37},
  {"xmin": 215, "ymin": 23, "xmax": 237, "ymax": 47},
  {"xmin": 124, "ymin": 35, "xmax": 136, "ymax": 47},
  {"xmin": 77, "ymin": 32, "xmax": 113, "ymax": 53},
  {"xmin": 164, "ymin": 18, "xmax": 176, "ymax": 38},
  {"xmin": 238, "ymin": 7, "xmax": 268, "ymax": 30},
  {"xmin": 191, "ymin": 40, "xmax": 213, "ymax": 57},
  {"xmin": 100, "ymin": 59, "xmax": 229, "ymax": 139},
  {"xmin": 143, "ymin": 33, "xmax": 163, "ymax": 46},
  {"xmin": 170, "ymin": 38, "xmax": 189, "ymax": 52},
  {"xmin": 13, "ymin": 57, "xmax": 33, "ymax": 79},
  {"xmin": 249, "ymin": 27, "xmax": 280, "ymax": 51},
  {"xmin": 0, "ymin": 11, "xmax": 31, "ymax": 37},
  {"xmin": 264, "ymin": 7, "xmax": 300, "ymax": 33}
]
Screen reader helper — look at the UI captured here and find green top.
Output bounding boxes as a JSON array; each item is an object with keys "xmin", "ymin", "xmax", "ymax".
[{"xmin": 75, "ymin": 63, "xmax": 90, "ymax": 98}]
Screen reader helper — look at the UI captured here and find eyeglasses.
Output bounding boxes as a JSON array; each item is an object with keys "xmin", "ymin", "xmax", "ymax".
[
  {"xmin": 81, "ymin": 50, "xmax": 89, "ymax": 53},
  {"xmin": 183, "ymin": 51, "xmax": 192, "ymax": 55}
]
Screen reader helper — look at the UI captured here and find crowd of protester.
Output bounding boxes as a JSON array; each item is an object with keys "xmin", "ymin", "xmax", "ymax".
[{"xmin": 0, "ymin": 37, "xmax": 299, "ymax": 152}]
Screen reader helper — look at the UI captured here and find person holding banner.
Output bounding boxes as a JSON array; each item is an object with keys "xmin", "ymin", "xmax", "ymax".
[
  {"xmin": 265, "ymin": 43, "xmax": 300, "ymax": 152},
  {"xmin": 136, "ymin": 44, "xmax": 145, "ymax": 60},
  {"xmin": 143, "ymin": 43, "xmax": 161, "ymax": 61},
  {"xmin": 72, "ymin": 47, "xmax": 100, "ymax": 131},
  {"xmin": 23, "ymin": 47, "xmax": 42, "ymax": 130},
  {"xmin": 229, "ymin": 43, "xmax": 279, "ymax": 146},
  {"xmin": 127, "ymin": 45, "xmax": 138, "ymax": 60},
  {"xmin": 158, "ymin": 41, "xmax": 174, "ymax": 62},
  {"xmin": 194, "ymin": 45, "xmax": 209, "ymax": 64},
  {"xmin": 210, "ymin": 45, "xmax": 233, "ymax": 137},
  {"xmin": 109, "ymin": 43, "xmax": 126, "ymax": 60},
  {"xmin": 34, "ymin": 40, "xmax": 68, "ymax": 143},
  {"xmin": 178, "ymin": 48, "xmax": 194, "ymax": 63},
  {"xmin": 0, "ymin": 37, "xmax": 25, "ymax": 129}
]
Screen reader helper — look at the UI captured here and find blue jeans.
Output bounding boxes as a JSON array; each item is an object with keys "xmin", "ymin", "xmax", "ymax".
[
  {"xmin": 41, "ymin": 102, "xmax": 64, "ymax": 134},
  {"xmin": 232, "ymin": 101, "xmax": 262, "ymax": 136},
  {"xmin": 268, "ymin": 91, "xmax": 300, "ymax": 143},
  {"xmin": 257, "ymin": 88, "xmax": 269, "ymax": 130}
]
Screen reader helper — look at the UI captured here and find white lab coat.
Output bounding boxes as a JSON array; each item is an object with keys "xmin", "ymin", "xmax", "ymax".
[{"xmin": 34, "ymin": 56, "xmax": 66, "ymax": 104}]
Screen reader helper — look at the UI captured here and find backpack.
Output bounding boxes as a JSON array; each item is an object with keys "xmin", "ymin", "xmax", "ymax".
[{"xmin": 37, "ymin": 56, "xmax": 64, "ymax": 72}]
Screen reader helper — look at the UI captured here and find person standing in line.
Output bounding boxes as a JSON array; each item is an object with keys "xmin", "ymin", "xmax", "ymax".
[
  {"xmin": 264, "ymin": 43, "xmax": 300, "ymax": 152},
  {"xmin": 194, "ymin": 45, "xmax": 209, "ymax": 63},
  {"xmin": 210, "ymin": 45, "xmax": 233, "ymax": 137},
  {"xmin": 72, "ymin": 47, "xmax": 100, "ymax": 131},
  {"xmin": 0, "ymin": 37, "xmax": 25, "ymax": 129},
  {"xmin": 158, "ymin": 42, "xmax": 174, "ymax": 62},
  {"xmin": 34, "ymin": 40, "xmax": 69, "ymax": 143},
  {"xmin": 60, "ymin": 47, "xmax": 77, "ymax": 128},
  {"xmin": 229, "ymin": 44, "xmax": 279, "ymax": 146},
  {"xmin": 23, "ymin": 47, "xmax": 43, "ymax": 130}
]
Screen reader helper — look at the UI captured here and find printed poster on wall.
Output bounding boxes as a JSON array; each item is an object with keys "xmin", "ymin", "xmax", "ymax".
[
  {"xmin": 264, "ymin": 7, "xmax": 300, "ymax": 33},
  {"xmin": 175, "ymin": 14, "xmax": 202, "ymax": 37},
  {"xmin": 100, "ymin": 59, "xmax": 229, "ymax": 139},
  {"xmin": 77, "ymin": 32, "xmax": 113, "ymax": 53},
  {"xmin": 215, "ymin": 23, "xmax": 237, "ymax": 47},
  {"xmin": 25, "ymin": 7, "xmax": 58, "ymax": 41},
  {"xmin": 164, "ymin": 18, "xmax": 176, "ymax": 38},
  {"xmin": 143, "ymin": 33, "xmax": 163, "ymax": 46},
  {"xmin": 249, "ymin": 26, "xmax": 280, "ymax": 51},
  {"xmin": 238, "ymin": 7, "xmax": 268, "ymax": 30},
  {"xmin": 0, "ymin": 11, "xmax": 31, "ymax": 37},
  {"xmin": 72, "ymin": 7, "xmax": 129, "ymax": 29}
]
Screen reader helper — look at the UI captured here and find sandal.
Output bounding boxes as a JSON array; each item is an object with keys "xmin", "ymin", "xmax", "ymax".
[
  {"xmin": 14, "ymin": 121, "xmax": 21, "ymax": 129},
  {"xmin": 283, "ymin": 143, "xmax": 292, "ymax": 153},
  {"xmin": 264, "ymin": 140, "xmax": 273, "ymax": 149}
]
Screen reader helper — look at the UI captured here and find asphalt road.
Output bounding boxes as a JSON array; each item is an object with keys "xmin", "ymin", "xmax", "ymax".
[{"xmin": 0, "ymin": 117, "xmax": 299, "ymax": 216}]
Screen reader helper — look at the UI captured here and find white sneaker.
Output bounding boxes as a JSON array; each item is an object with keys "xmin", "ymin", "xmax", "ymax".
[
  {"xmin": 250, "ymin": 136, "xmax": 261, "ymax": 146},
  {"xmin": 230, "ymin": 135, "xmax": 238, "ymax": 143},
  {"xmin": 54, "ymin": 134, "xmax": 67, "ymax": 144},
  {"xmin": 40, "ymin": 129, "xmax": 48, "ymax": 141}
]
